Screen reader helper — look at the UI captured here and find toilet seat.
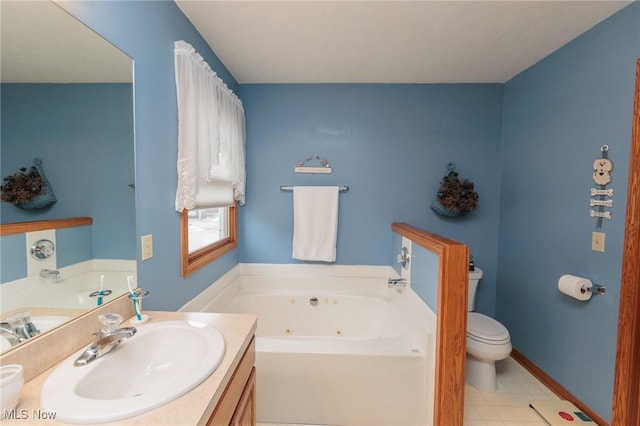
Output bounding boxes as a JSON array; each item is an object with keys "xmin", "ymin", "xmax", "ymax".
[{"xmin": 467, "ymin": 313, "xmax": 510, "ymax": 345}]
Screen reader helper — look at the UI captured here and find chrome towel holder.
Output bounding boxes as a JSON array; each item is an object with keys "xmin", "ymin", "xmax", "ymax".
[{"xmin": 280, "ymin": 185, "xmax": 349, "ymax": 193}]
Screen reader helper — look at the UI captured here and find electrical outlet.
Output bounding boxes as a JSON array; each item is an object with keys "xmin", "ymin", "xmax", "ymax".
[
  {"xmin": 592, "ymin": 232, "xmax": 605, "ymax": 252},
  {"xmin": 141, "ymin": 234, "xmax": 153, "ymax": 260}
]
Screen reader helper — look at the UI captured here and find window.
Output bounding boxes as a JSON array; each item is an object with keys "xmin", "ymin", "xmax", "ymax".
[
  {"xmin": 181, "ymin": 204, "xmax": 237, "ymax": 277},
  {"xmin": 174, "ymin": 41, "xmax": 245, "ymax": 277},
  {"xmin": 187, "ymin": 207, "xmax": 228, "ymax": 252}
]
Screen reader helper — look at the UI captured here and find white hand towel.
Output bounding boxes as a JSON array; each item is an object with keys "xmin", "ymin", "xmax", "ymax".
[{"xmin": 292, "ymin": 186, "xmax": 339, "ymax": 262}]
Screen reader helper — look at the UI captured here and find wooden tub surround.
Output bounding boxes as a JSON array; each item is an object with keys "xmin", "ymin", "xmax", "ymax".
[
  {"xmin": 0, "ymin": 217, "xmax": 93, "ymax": 236},
  {"xmin": 391, "ymin": 223, "xmax": 469, "ymax": 426},
  {"xmin": 611, "ymin": 58, "xmax": 640, "ymax": 426},
  {"xmin": 392, "ymin": 222, "xmax": 613, "ymax": 425}
]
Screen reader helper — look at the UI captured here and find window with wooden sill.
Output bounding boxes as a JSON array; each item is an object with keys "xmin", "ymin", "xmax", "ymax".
[{"xmin": 180, "ymin": 204, "xmax": 237, "ymax": 277}]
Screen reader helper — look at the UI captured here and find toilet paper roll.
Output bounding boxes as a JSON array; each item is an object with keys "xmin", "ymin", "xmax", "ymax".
[{"xmin": 558, "ymin": 274, "xmax": 592, "ymax": 301}]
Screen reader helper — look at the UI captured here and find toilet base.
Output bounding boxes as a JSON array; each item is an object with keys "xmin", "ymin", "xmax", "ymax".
[{"xmin": 466, "ymin": 354, "xmax": 498, "ymax": 392}]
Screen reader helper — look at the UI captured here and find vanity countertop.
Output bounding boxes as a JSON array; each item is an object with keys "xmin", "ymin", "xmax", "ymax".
[{"xmin": 3, "ymin": 311, "xmax": 257, "ymax": 425}]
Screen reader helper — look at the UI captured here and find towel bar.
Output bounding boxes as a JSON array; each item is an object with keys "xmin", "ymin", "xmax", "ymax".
[{"xmin": 280, "ymin": 186, "xmax": 349, "ymax": 193}]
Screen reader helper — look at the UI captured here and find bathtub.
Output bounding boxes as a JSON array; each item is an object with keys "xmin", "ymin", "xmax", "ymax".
[
  {"xmin": 0, "ymin": 259, "xmax": 136, "ymax": 313},
  {"xmin": 184, "ymin": 264, "xmax": 436, "ymax": 425}
]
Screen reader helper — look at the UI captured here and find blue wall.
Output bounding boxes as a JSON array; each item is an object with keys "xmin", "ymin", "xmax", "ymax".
[
  {"xmin": 52, "ymin": 1, "xmax": 639, "ymax": 419},
  {"xmin": 0, "ymin": 234, "xmax": 26, "ymax": 283},
  {"xmin": 238, "ymin": 84, "xmax": 504, "ymax": 315},
  {"xmin": 57, "ymin": 226, "xmax": 93, "ymax": 268},
  {"xmin": 58, "ymin": 1, "xmax": 240, "ymax": 310},
  {"xmin": 0, "ymin": 226, "xmax": 93, "ymax": 284},
  {"xmin": 497, "ymin": 3, "xmax": 640, "ymax": 421},
  {"xmin": 410, "ymin": 245, "xmax": 440, "ymax": 314},
  {"xmin": 1, "ymin": 83, "xmax": 135, "ymax": 260}
]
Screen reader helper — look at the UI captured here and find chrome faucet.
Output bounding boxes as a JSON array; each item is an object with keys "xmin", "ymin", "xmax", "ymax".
[
  {"xmin": 0, "ymin": 323, "xmax": 23, "ymax": 347},
  {"xmin": 387, "ymin": 277, "xmax": 408, "ymax": 289},
  {"xmin": 40, "ymin": 268, "xmax": 60, "ymax": 279},
  {"xmin": 74, "ymin": 327, "xmax": 137, "ymax": 366},
  {"xmin": 0, "ymin": 312, "xmax": 40, "ymax": 347},
  {"xmin": 74, "ymin": 313, "xmax": 136, "ymax": 367}
]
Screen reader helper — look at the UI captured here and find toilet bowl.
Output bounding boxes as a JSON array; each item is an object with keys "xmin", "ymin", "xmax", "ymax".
[{"xmin": 466, "ymin": 268, "xmax": 511, "ymax": 392}]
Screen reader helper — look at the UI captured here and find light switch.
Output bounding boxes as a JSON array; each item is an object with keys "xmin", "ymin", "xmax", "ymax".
[
  {"xmin": 592, "ymin": 232, "xmax": 605, "ymax": 252},
  {"xmin": 141, "ymin": 234, "xmax": 153, "ymax": 260}
]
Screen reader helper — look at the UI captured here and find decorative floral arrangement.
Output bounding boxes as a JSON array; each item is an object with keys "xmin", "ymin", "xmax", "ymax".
[
  {"xmin": 431, "ymin": 167, "xmax": 479, "ymax": 217},
  {"xmin": 0, "ymin": 159, "xmax": 56, "ymax": 209},
  {"xmin": 1, "ymin": 167, "xmax": 44, "ymax": 205}
]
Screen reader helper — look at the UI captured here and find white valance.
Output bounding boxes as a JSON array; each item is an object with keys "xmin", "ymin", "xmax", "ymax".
[
  {"xmin": 194, "ymin": 179, "xmax": 235, "ymax": 209},
  {"xmin": 174, "ymin": 40, "xmax": 246, "ymax": 212}
]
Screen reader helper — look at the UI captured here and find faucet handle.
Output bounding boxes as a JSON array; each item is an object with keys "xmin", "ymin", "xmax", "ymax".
[
  {"xmin": 7, "ymin": 311, "xmax": 31, "ymax": 327},
  {"xmin": 98, "ymin": 313, "xmax": 123, "ymax": 334},
  {"xmin": 7, "ymin": 311, "xmax": 39, "ymax": 340},
  {"xmin": 7, "ymin": 311, "xmax": 35, "ymax": 331},
  {"xmin": 397, "ymin": 247, "xmax": 410, "ymax": 269}
]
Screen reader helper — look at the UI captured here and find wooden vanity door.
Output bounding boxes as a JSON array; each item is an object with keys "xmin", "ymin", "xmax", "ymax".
[
  {"xmin": 230, "ymin": 367, "xmax": 256, "ymax": 426},
  {"xmin": 207, "ymin": 338, "xmax": 256, "ymax": 426}
]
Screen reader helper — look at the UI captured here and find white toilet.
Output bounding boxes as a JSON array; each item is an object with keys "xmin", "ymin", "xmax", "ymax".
[{"xmin": 466, "ymin": 267, "xmax": 512, "ymax": 392}]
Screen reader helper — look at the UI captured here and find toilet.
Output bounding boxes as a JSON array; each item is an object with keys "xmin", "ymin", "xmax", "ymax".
[{"xmin": 466, "ymin": 267, "xmax": 511, "ymax": 392}]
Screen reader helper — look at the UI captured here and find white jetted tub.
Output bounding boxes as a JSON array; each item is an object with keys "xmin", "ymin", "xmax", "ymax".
[
  {"xmin": 1, "ymin": 260, "xmax": 135, "ymax": 313},
  {"xmin": 184, "ymin": 264, "xmax": 436, "ymax": 425}
]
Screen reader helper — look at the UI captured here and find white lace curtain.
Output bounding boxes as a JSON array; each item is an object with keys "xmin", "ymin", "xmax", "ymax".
[{"xmin": 174, "ymin": 40, "xmax": 246, "ymax": 212}]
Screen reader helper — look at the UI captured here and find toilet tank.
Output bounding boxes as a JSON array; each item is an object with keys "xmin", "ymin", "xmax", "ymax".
[{"xmin": 468, "ymin": 267, "xmax": 483, "ymax": 311}]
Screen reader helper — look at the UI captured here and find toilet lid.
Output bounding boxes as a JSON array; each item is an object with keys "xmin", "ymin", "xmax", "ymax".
[{"xmin": 467, "ymin": 313, "xmax": 510, "ymax": 344}]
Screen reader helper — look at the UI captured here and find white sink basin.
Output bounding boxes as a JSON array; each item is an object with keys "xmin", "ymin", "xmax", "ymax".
[
  {"xmin": 41, "ymin": 320, "xmax": 225, "ymax": 424},
  {"xmin": 32, "ymin": 315, "xmax": 72, "ymax": 333}
]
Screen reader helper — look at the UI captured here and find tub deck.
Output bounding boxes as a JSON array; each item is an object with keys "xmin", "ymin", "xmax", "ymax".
[{"xmin": 191, "ymin": 265, "xmax": 436, "ymax": 425}]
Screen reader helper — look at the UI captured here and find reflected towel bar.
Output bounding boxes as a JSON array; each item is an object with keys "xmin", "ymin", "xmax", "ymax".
[{"xmin": 280, "ymin": 185, "xmax": 349, "ymax": 193}]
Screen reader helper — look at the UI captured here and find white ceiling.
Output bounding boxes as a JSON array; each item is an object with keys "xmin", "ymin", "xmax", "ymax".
[
  {"xmin": 1, "ymin": 1, "xmax": 132, "ymax": 83},
  {"xmin": 175, "ymin": 0, "xmax": 631, "ymax": 84}
]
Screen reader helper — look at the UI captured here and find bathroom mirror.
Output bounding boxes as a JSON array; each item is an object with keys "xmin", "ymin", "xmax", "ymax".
[{"xmin": 0, "ymin": 1, "xmax": 136, "ymax": 353}]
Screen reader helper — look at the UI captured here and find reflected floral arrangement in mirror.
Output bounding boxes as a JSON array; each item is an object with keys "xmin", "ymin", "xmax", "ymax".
[{"xmin": 1, "ymin": 159, "xmax": 56, "ymax": 209}]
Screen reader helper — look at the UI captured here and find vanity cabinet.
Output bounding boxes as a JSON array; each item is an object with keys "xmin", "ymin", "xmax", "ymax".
[
  {"xmin": 230, "ymin": 367, "xmax": 256, "ymax": 425},
  {"xmin": 207, "ymin": 337, "xmax": 256, "ymax": 426},
  {"xmin": 1, "ymin": 311, "xmax": 257, "ymax": 426}
]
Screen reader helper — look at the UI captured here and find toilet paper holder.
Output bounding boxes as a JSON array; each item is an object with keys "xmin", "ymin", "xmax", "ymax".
[
  {"xmin": 558, "ymin": 274, "xmax": 606, "ymax": 300},
  {"xmin": 583, "ymin": 284, "xmax": 607, "ymax": 296}
]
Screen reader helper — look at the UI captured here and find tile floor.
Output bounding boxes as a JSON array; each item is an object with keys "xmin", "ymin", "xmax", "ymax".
[
  {"xmin": 463, "ymin": 356, "xmax": 558, "ymax": 425},
  {"xmin": 258, "ymin": 356, "xmax": 558, "ymax": 426}
]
